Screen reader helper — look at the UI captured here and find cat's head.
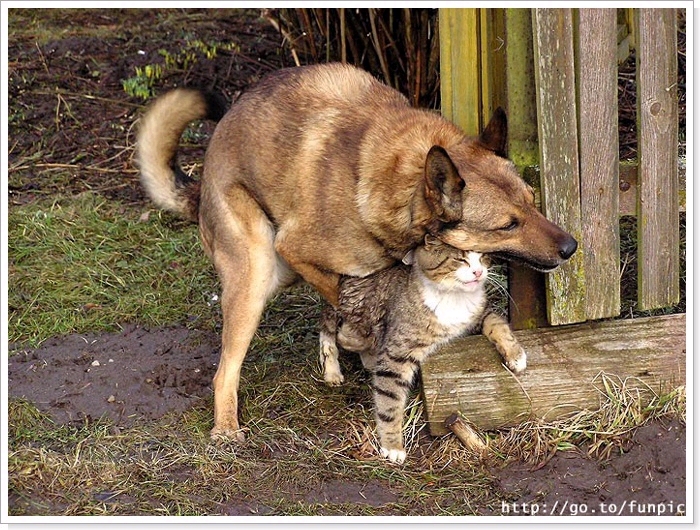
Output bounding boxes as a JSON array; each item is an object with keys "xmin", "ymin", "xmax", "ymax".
[{"xmin": 404, "ymin": 235, "xmax": 489, "ymax": 292}]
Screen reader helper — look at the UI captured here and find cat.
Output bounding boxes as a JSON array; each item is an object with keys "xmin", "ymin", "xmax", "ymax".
[{"xmin": 319, "ymin": 234, "xmax": 526, "ymax": 464}]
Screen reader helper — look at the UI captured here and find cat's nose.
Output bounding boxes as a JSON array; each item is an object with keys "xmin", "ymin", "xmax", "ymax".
[{"xmin": 473, "ymin": 269, "xmax": 483, "ymax": 279}]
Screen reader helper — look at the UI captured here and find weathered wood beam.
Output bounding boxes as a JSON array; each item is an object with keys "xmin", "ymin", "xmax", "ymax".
[
  {"xmin": 421, "ymin": 314, "xmax": 685, "ymax": 436},
  {"xmin": 636, "ymin": 8, "xmax": 680, "ymax": 310},
  {"xmin": 577, "ymin": 9, "xmax": 621, "ymax": 320},
  {"xmin": 532, "ymin": 8, "xmax": 587, "ymax": 325}
]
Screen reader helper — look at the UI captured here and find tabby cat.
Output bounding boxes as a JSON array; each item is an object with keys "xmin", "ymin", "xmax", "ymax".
[{"xmin": 319, "ymin": 234, "xmax": 526, "ymax": 464}]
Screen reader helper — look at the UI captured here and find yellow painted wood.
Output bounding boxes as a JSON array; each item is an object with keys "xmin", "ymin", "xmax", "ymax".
[
  {"xmin": 479, "ymin": 8, "xmax": 493, "ymax": 122},
  {"xmin": 439, "ymin": 8, "xmax": 481, "ymax": 134},
  {"xmin": 504, "ymin": 8, "xmax": 538, "ymax": 168}
]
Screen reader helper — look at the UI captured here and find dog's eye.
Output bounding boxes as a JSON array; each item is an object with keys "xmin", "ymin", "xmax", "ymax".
[{"xmin": 499, "ymin": 219, "xmax": 519, "ymax": 231}]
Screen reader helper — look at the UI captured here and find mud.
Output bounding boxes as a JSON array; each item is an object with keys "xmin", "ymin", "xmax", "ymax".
[{"xmin": 8, "ymin": 325, "xmax": 686, "ymax": 517}]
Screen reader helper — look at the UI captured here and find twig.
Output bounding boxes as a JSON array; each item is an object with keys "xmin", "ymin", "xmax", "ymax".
[
  {"xmin": 445, "ymin": 413, "xmax": 488, "ymax": 456},
  {"xmin": 30, "ymin": 89, "xmax": 145, "ymax": 108},
  {"xmin": 340, "ymin": 8, "xmax": 346, "ymax": 63},
  {"xmin": 35, "ymin": 42, "xmax": 50, "ymax": 75},
  {"xmin": 368, "ymin": 9, "xmax": 391, "ymax": 84}
]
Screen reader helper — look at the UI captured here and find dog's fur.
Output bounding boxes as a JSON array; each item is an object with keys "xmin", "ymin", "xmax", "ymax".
[{"xmin": 137, "ymin": 63, "xmax": 577, "ymax": 441}]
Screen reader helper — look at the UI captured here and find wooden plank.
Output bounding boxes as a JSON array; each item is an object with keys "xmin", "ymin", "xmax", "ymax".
[
  {"xmin": 484, "ymin": 9, "xmax": 507, "ymax": 114},
  {"xmin": 576, "ymin": 9, "xmax": 621, "ymax": 320},
  {"xmin": 439, "ymin": 8, "xmax": 481, "ymax": 134},
  {"xmin": 421, "ymin": 314, "xmax": 686, "ymax": 436},
  {"xmin": 636, "ymin": 9, "xmax": 680, "ymax": 309},
  {"xmin": 532, "ymin": 8, "xmax": 586, "ymax": 325},
  {"xmin": 524, "ymin": 162, "xmax": 685, "ymax": 218},
  {"xmin": 503, "ymin": 9, "xmax": 547, "ymax": 330},
  {"xmin": 504, "ymin": 8, "xmax": 539, "ymax": 168}
]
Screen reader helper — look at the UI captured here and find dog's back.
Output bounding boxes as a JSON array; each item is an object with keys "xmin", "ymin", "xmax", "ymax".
[{"xmin": 203, "ymin": 64, "xmax": 466, "ymax": 276}]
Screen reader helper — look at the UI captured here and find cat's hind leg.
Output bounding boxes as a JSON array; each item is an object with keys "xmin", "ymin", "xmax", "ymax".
[
  {"xmin": 371, "ymin": 355, "xmax": 421, "ymax": 464},
  {"xmin": 319, "ymin": 304, "xmax": 345, "ymax": 386},
  {"xmin": 482, "ymin": 312, "xmax": 527, "ymax": 373}
]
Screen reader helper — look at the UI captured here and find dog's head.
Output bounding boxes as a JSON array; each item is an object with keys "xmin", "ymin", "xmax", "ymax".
[{"xmin": 423, "ymin": 109, "xmax": 577, "ymax": 272}]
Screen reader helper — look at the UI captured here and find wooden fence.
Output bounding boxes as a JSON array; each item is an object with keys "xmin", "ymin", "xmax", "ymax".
[{"xmin": 423, "ymin": 8, "xmax": 685, "ymax": 435}]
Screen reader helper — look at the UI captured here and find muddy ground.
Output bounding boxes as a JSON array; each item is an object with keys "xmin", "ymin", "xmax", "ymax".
[
  {"xmin": 8, "ymin": 324, "xmax": 686, "ymax": 517},
  {"xmin": 7, "ymin": 8, "xmax": 686, "ymax": 518}
]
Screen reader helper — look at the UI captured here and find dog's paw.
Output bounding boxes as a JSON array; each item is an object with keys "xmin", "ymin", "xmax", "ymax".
[
  {"xmin": 380, "ymin": 446, "xmax": 407, "ymax": 464},
  {"xmin": 210, "ymin": 426, "xmax": 246, "ymax": 443},
  {"xmin": 505, "ymin": 348, "xmax": 527, "ymax": 374}
]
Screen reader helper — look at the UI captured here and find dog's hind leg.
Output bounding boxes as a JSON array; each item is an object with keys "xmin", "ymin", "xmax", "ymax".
[{"xmin": 202, "ymin": 188, "xmax": 296, "ymax": 442}]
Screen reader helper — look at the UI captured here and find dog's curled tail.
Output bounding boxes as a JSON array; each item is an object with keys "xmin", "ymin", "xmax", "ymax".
[{"xmin": 136, "ymin": 89, "xmax": 226, "ymax": 222}]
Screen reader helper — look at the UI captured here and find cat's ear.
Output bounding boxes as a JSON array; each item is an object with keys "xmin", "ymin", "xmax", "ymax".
[
  {"xmin": 402, "ymin": 249, "xmax": 416, "ymax": 265},
  {"xmin": 423, "ymin": 233, "xmax": 441, "ymax": 248}
]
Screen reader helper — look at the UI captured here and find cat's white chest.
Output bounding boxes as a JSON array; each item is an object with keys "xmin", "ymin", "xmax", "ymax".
[{"xmin": 421, "ymin": 285, "xmax": 484, "ymax": 328}]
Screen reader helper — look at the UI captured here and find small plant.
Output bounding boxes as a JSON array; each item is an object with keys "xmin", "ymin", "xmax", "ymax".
[
  {"xmin": 122, "ymin": 63, "xmax": 164, "ymax": 100},
  {"xmin": 122, "ymin": 38, "xmax": 239, "ymax": 100}
]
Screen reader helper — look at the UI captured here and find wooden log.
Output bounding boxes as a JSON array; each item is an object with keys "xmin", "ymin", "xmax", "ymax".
[
  {"xmin": 636, "ymin": 9, "xmax": 680, "ymax": 310},
  {"xmin": 576, "ymin": 9, "xmax": 621, "ymax": 320},
  {"xmin": 421, "ymin": 314, "xmax": 685, "ymax": 436},
  {"xmin": 445, "ymin": 413, "xmax": 487, "ymax": 455},
  {"xmin": 532, "ymin": 8, "xmax": 587, "ymax": 325}
]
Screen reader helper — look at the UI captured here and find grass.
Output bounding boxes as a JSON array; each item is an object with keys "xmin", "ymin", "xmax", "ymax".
[
  {"xmin": 8, "ymin": 370, "xmax": 684, "ymax": 516},
  {"xmin": 8, "ymin": 192, "xmax": 219, "ymax": 347},
  {"xmin": 7, "ymin": 191, "xmax": 686, "ymax": 516},
  {"xmin": 6, "ymin": 7, "xmax": 686, "ymax": 516}
]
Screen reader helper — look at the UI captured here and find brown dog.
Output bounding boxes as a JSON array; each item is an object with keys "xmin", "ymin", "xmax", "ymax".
[{"xmin": 137, "ymin": 63, "xmax": 576, "ymax": 441}]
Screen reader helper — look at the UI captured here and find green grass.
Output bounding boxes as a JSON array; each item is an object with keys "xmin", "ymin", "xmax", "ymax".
[{"xmin": 8, "ymin": 192, "xmax": 219, "ymax": 347}]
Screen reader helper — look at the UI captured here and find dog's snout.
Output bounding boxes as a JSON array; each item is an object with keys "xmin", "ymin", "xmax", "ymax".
[{"xmin": 559, "ymin": 237, "xmax": 578, "ymax": 260}]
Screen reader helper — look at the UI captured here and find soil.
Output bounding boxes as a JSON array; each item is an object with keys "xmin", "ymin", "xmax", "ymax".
[
  {"xmin": 8, "ymin": 325, "xmax": 687, "ymax": 517},
  {"xmin": 7, "ymin": 8, "xmax": 686, "ymax": 518}
]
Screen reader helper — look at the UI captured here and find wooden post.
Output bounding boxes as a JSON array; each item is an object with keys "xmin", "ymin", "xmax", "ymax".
[
  {"xmin": 636, "ymin": 9, "xmax": 680, "ymax": 309},
  {"xmin": 532, "ymin": 8, "xmax": 587, "ymax": 325},
  {"xmin": 439, "ymin": 8, "xmax": 482, "ymax": 134},
  {"xmin": 504, "ymin": 8, "xmax": 539, "ymax": 168},
  {"xmin": 576, "ymin": 9, "xmax": 621, "ymax": 320},
  {"xmin": 502, "ymin": 8, "xmax": 549, "ymax": 330}
]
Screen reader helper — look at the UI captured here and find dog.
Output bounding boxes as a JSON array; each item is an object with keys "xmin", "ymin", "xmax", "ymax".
[{"xmin": 137, "ymin": 63, "xmax": 577, "ymax": 442}]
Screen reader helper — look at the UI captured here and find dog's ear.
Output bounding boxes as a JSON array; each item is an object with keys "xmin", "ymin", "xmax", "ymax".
[
  {"xmin": 479, "ymin": 107, "xmax": 508, "ymax": 157},
  {"xmin": 424, "ymin": 146, "xmax": 465, "ymax": 223}
]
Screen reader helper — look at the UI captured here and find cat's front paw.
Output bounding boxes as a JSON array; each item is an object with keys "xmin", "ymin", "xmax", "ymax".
[
  {"xmin": 505, "ymin": 347, "xmax": 527, "ymax": 374},
  {"xmin": 323, "ymin": 370, "xmax": 345, "ymax": 386},
  {"xmin": 380, "ymin": 446, "xmax": 407, "ymax": 464}
]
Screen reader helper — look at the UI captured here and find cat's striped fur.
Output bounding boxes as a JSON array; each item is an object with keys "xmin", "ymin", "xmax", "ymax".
[{"xmin": 320, "ymin": 235, "xmax": 526, "ymax": 464}]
